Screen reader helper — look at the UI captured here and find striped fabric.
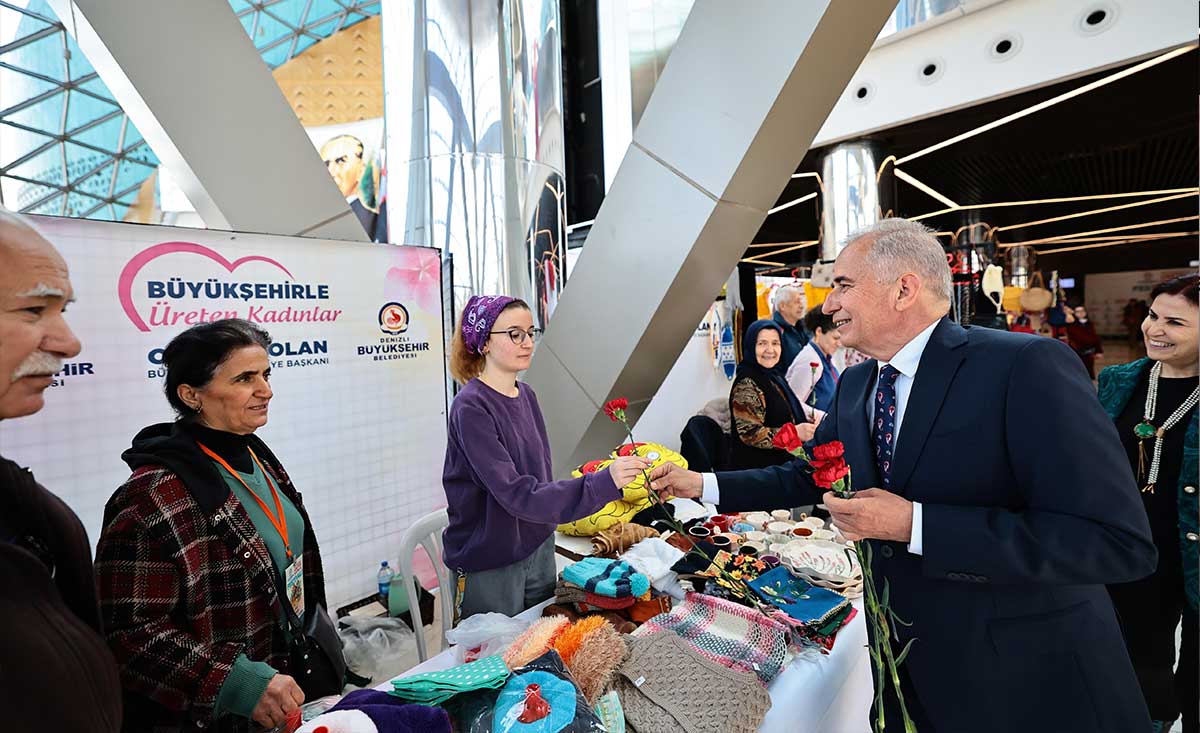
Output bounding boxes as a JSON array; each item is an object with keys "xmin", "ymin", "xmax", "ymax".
[
  {"xmin": 561, "ymin": 558, "xmax": 649, "ymax": 598},
  {"xmin": 633, "ymin": 592, "xmax": 788, "ymax": 685}
]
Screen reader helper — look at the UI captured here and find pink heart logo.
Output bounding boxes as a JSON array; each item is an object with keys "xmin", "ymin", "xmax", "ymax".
[{"xmin": 118, "ymin": 242, "xmax": 295, "ymax": 332}]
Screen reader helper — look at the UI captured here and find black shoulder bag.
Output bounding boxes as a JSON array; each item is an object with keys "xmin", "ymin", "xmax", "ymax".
[{"xmin": 273, "ymin": 572, "xmax": 346, "ymax": 698}]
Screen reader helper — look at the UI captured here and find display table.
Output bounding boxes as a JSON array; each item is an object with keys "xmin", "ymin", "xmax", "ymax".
[{"xmin": 386, "ymin": 597, "xmax": 873, "ymax": 732}]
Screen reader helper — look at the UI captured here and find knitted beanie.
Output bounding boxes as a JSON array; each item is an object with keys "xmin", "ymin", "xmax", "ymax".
[
  {"xmin": 614, "ymin": 632, "xmax": 770, "ymax": 733},
  {"xmin": 554, "ymin": 578, "xmax": 637, "ymax": 609},
  {"xmin": 561, "ymin": 558, "xmax": 650, "ymax": 598}
]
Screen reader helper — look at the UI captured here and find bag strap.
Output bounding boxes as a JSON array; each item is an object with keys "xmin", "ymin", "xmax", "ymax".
[{"xmin": 269, "ymin": 564, "xmax": 306, "ymax": 635}]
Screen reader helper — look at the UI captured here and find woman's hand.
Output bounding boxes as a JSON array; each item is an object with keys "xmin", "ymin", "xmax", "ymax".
[
  {"xmin": 796, "ymin": 421, "xmax": 818, "ymax": 442},
  {"xmin": 251, "ymin": 674, "xmax": 304, "ymax": 729},
  {"xmin": 608, "ymin": 456, "xmax": 653, "ymax": 488}
]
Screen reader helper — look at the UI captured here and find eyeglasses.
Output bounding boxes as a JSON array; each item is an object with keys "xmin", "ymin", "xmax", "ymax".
[{"xmin": 489, "ymin": 327, "xmax": 543, "ymax": 345}]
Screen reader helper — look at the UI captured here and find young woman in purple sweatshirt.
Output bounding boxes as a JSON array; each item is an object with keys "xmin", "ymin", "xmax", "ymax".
[{"xmin": 442, "ymin": 295, "xmax": 648, "ymax": 619}]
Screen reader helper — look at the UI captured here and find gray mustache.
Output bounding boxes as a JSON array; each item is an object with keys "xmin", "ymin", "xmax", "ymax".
[{"xmin": 12, "ymin": 351, "xmax": 63, "ymax": 382}]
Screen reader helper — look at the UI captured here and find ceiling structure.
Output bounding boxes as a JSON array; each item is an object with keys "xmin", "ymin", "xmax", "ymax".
[
  {"xmin": 0, "ymin": 0, "xmax": 379, "ymax": 220},
  {"xmin": 752, "ymin": 49, "xmax": 1199, "ymax": 277}
]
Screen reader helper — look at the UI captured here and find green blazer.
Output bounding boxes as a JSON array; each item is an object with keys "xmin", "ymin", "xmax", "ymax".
[{"xmin": 1097, "ymin": 358, "xmax": 1198, "ymax": 611}]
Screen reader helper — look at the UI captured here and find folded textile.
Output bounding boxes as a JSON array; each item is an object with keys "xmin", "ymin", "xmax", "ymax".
[
  {"xmin": 389, "ymin": 654, "xmax": 509, "ymax": 706},
  {"xmin": 593, "ymin": 691, "xmax": 626, "ymax": 733},
  {"xmin": 615, "ymin": 631, "xmax": 770, "ymax": 733},
  {"xmin": 669, "ymin": 540, "xmax": 720, "ymax": 575},
  {"xmin": 324, "ymin": 689, "xmax": 452, "ymax": 733},
  {"xmin": 620, "ymin": 537, "xmax": 686, "ymax": 600},
  {"xmin": 634, "ymin": 591, "xmax": 788, "ymax": 686},
  {"xmin": 626, "ymin": 596, "xmax": 672, "ymax": 624},
  {"xmin": 590, "ymin": 522, "xmax": 659, "ymax": 557},
  {"xmin": 503, "ymin": 616, "xmax": 571, "ymax": 669},
  {"xmin": 561, "ymin": 558, "xmax": 649, "ymax": 599},
  {"xmin": 554, "ymin": 578, "xmax": 638, "ymax": 609},
  {"xmin": 747, "ymin": 566, "xmax": 849, "ymax": 627}
]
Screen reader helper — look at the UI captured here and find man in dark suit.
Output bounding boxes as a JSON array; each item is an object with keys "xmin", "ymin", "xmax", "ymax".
[{"xmin": 650, "ymin": 218, "xmax": 1156, "ymax": 732}]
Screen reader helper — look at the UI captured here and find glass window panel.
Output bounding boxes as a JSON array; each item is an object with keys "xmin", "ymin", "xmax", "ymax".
[
  {"xmin": 76, "ymin": 75, "xmax": 116, "ymax": 102},
  {"xmin": 5, "ymin": 142, "xmax": 64, "ymax": 186},
  {"xmin": 5, "ymin": 24, "xmax": 66, "ymax": 82},
  {"xmin": 3, "ymin": 86, "xmax": 64, "ymax": 130},
  {"xmin": 71, "ymin": 111, "xmax": 124, "ymax": 152},
  {"xmin": 72, "ymin": 160, "xmax": 114, "ymax": 199},
  {"xmin": 65, "ymin": 88, "xmax": 119, "ymax": 131}
]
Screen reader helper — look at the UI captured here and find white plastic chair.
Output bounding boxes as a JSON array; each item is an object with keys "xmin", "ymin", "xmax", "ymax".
[{"xmin": 396, "ymin": 508, "xmax": 455, "ymax": 662}]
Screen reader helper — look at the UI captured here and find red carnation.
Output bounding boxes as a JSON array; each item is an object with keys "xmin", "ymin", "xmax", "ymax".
[
  {"xmin": 810, "ymin": 361, "xmax": 820, "ymax": 368},
  {"xmin": 812, "ymin": 460, "xmax": 850, "ymax": 489},
  {"xmin": 811, "ymin": 441, "xmax": 845, "ymax": 462},
  {"xmin": 603, "ymin": 398, "xmax": 629, "ymax": 422},
  {"xmin": 771, "ymin": 423, "xmax": 804, "ymax": 454}
]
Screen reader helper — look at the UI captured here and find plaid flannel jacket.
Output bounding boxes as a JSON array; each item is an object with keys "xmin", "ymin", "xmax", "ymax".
[{"xmin": 96, "ymin": 452, "xmax": 326, "ymax": 733}]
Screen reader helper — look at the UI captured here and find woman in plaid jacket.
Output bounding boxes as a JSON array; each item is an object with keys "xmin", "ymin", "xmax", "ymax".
[{"xmin": 96, "ymin": 320, "xmax": 328, "ymax": 733}]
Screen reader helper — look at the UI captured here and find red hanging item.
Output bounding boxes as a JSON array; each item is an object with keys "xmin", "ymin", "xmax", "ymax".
[{"xmin": 517, "ymin": 683, "xmax": 551, "ymax": 723}]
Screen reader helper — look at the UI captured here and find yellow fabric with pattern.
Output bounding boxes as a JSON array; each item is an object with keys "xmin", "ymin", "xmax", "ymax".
[{"xmin": 556, "ymin": 443, "xmax": 688, "ymax": 536}]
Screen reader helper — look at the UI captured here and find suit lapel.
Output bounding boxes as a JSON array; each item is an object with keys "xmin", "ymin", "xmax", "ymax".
[
  {"xmin": 838, "ymin": 360, "xmax": 879, "ymax": 488},
  {"xmin": 891, "ymin": 318, "xmax": 968, "ymax": 493}
]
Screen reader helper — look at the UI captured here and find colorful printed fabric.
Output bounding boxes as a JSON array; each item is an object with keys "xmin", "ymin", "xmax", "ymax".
[
  {"xmin": 461, "ymin": 295, "xmax": 518, "ymax": 354},
  {"xmin": 747, "ymin": 566, "xmax": 849, "ymax": 627},
  {"xmin": 390, "ymin": 654, "xmax": 510, "ymax": 706},
  {"xmin": 633, "ymin": 592, "xmax": 789, "ymax": 685},
  {"xmin": 561, "ymin": 558, "xmax": 649, "ymax": 599},
  {"xmin": 557, "ymin": 443, "xmax": 687, "ymax": 537},
  {"xmin": 554, "ymin": 578, "xmax": 638, "ymax": 609},
  {"xmin": 593, "ymin": 691, "xmax": 626, "ymax": 733}
]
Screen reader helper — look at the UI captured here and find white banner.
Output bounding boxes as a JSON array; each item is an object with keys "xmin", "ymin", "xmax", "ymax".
[
  {"xmin": 1, "ymin": 217, "xmax": 448, "ymax": 608},
  {"xmin": 1085, "ymin": 267, "xmax": 1195, "ymax": 337}
]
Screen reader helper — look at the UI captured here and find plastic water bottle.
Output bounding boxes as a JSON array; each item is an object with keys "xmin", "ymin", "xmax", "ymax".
[{"xmin": 377, "ymin": 561, "xmax": 395, "ymax": 600}]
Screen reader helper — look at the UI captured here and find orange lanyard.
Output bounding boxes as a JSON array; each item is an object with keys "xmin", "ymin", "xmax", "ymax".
[{"xmin": 197, "ymin": 442, "xmax": 292, "ymax": 561}]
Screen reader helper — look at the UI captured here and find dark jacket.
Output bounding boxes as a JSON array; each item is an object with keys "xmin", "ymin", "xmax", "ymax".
[
  {"xmin": 772, "ymin": 309, "xmax": 808, "ymax": 370},
  {"xmin": 714, "ymin": 318, "xmax": 1157, "ymax": 732},
  {"xmin": 96, "ymin": 423, "xmax": 327, "ymax": 733},
  {"xmin": 1097, "ymin": 357, "xmax": 1198, "ymax": 612},
  {"xmin": 0, "ymin": 456, "xmax": 122, "ymax": 732}
]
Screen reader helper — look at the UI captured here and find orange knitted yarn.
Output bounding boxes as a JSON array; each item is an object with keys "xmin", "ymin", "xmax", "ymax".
[
  {"xmin": 553, "ymin": 615, "xmax": 608, "ymax": 665},
  {"xmin": 503, "ymin": 616, "xmax": 571, "ymax": 669}
]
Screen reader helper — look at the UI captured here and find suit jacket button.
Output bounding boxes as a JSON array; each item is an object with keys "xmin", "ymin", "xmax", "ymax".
[
  {"xmin": 1184, "ymin": 485, "xmax": 1197, "ymax": 495},
  {"xmin": 880, "ymin": 546, "xmax": 894, "ymax": 559},
  {"xmin": 1187, "ymin": 532, "xmax": 1199, "ymax": 542}
]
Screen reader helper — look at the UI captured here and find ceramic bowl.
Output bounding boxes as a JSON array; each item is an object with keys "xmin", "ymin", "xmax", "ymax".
[
  {"xmin": 810, "ymin": 528, "xmax": 836, "ymax": 541},
  {"xmin": 790, "ymin": 526, "xmax": 814, "ymax": 538},
  {"xmin": 741, "ymin": 540, "xmax": 766, "ymax": 554}
]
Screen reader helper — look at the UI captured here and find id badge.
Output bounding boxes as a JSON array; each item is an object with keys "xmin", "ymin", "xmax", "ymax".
[{"xmin": 285, "ymin": 555, "xmax": 305, "ymax": 619}]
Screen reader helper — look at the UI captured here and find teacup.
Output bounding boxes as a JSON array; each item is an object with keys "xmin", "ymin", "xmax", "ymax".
[
  {"xmin": 790, "ymin": 526, "xmax": 814, "ymax": 538},
  {"xmin": 743, "ymin": 530, "xmax": 768, "ymax": 544},
  {"xmin": 711, "ymin": 514, "xmax": 735, "ymax": 531},
  {"xmin": 802, "ymin": 516, "xmax": 826, "ymax": 530},
  {"xmin": 731, "ymin": 522, "xmax": 755, "ymax": 533},
  {"xmin": 741, "ymin": 541, "xmax": 766, "ymax": 555},
  {"xmin": 766, "ymin": 521, "xmax": 794, "ymax": 535},
  {"xmin": 810, "ymin": 528, "xmax": 836, "ymax": 541},
  {"xmin": 759, "ymin": 554, "xmax": 781, "ymax": 568},
  {"xmin": 710, "ymin": 534, "xmax": 732, "ymax": 551},
  {"xmin": 687, "ymin": 525, "xmax": 712, "ymax": 540},
  {"xmin": 770, "ymin": 509, "xmax": 792, "ymax": 522},
  {"xmin": 744, "ymin": 511, "xmax": 772, "ymax": 529}
]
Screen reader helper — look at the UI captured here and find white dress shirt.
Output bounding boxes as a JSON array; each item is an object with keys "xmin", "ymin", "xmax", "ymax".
[{"xmin": 702, "ymin": 319, "xmax": 942, "ymax": 555}]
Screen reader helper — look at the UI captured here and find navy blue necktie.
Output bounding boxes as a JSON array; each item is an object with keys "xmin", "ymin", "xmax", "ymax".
[{"xmin": 874, "ymin": 364, "xmax": 901, "ymax": 489}]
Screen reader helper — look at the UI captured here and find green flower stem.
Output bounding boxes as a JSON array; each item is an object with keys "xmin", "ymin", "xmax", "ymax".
[{"xmin": 610, "ymin": 416, "xmax": 779, "ymax": 620}]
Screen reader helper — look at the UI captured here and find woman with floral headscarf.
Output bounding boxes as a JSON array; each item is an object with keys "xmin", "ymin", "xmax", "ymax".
[{"xmin": 441, "ymin": 295, "xmax": 649, "ymax": 619}]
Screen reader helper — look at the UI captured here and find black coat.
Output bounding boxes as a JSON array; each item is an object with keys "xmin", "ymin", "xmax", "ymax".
[
  {"xmin": 0, "ymin": 456, "xmax": 122, "ymax": 732},
  {"xmin": 713, "ymin": 318, "xmax": 1157, "ymax": 732}
]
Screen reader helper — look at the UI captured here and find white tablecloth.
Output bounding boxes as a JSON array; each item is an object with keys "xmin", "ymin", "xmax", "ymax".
[{"xmin": 387, "ymin": 598, "xmax": 873, "ymax": 732}]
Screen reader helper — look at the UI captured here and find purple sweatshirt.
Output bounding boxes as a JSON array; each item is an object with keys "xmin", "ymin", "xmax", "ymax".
[{"xmin": 442, "ymin": 379, "xmax": 621, "ymax": 572}]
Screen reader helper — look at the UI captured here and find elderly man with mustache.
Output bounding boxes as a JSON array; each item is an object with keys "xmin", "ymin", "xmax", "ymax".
[{"xmin": 0, "ymin": 209, "xmax": 122, "ymax": 731}]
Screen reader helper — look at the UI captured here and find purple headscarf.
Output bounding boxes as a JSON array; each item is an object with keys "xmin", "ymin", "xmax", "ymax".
[{"xmin": 462, "ymin": 294, "xmax": 518, "ymax": 354}]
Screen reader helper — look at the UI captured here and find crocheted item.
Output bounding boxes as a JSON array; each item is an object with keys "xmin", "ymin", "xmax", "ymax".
[
  {"xmin": 554, "ymin": 578, "xmax": 637, "ymax": 609},
  {"xmin": 593, "ymin": 691, "xmax": 625, "ymax": 733},
  {"xmin": 561, "ymin": 558, "xmax": 650, "ymax": 599},
  {"xmin": 633, "ymin": 592, "xmax": 788, "ymax": 685},
  {"xmin": 590, "ymin": 522, "xmax": 660, "ymax": 557},
  {"xmin": 554, "ymin": 616, "xmax": 608, "ymax": 665},
  {"xmin": 389, "ymin": 654, "xmax": 509, "ymax": 706},
  {"xmin": 503, "ymin": 616, "xmax": 571, "ymax": 669},
  {"xmin": 615, "ymin": 632, "xmax": 770, "ymax": 733},
  {"xmin": 557, "ymin": 443, "xmax": 687, "ymax": 536},
  {"xmin": 324, "ymin": 689, "xmax": 452, "ymax": 733},
  {"xmin": 563, "ymin": 622, "xmax": 626, "ymax": 704}
]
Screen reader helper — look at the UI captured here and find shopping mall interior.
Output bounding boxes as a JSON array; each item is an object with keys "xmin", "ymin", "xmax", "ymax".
[{"xmin": 0, "ymin": 2, "xmax": 1196, "ymax": 732}]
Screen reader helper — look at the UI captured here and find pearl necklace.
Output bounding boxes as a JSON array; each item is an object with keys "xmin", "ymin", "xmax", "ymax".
[{"xmin": 1134, "ymin": 361, "xmax": 1200, "ymax": 493}]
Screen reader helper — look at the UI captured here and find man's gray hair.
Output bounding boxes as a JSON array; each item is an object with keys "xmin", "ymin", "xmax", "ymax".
[
  {"xmin": 774, "ymin": 284, "xmax": 804, "ymax": 308},
  {"xmin": 845, "ymin": 218, "xmax": 952, "ymax": 303}
]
